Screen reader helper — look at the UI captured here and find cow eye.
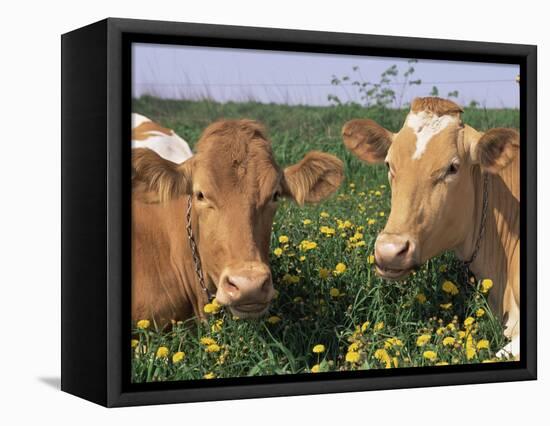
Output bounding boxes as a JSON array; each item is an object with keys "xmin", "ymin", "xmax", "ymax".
[
  {"xmin": 195, "ymin": 191, "xmax": 205, "ymax": 201},
  {"xmin": 385, "ymin": 161, "xmax": 395, "ymax": 178},
  {"xmin": 446, "ymin": 162, "xmax": 460, "ymax": 176}
]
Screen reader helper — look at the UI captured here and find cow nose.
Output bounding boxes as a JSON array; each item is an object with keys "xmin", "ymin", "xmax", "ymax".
[
  {"xmin": 218, "ymin": 264, "xmax": 273, "ymax": 307},
  {"xmin": 375, "ymin": 233, "xmax": 416, "ymax": 272}
]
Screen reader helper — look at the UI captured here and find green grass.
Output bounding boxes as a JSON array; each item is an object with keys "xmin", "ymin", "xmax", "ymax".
[{"xmin": 131, "ymin": 97, "xmax": 518, "ymax": 382}]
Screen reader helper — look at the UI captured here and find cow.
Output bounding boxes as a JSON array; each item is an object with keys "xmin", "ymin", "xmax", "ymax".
[
  {"xmin": 132, "ymin": 118, "xmax": 344, "ymax": 327},
  {"xmin": 132, "ymin": 113, "xmax": 193, "ymax": 164},
  {"xmin": 342, "ymin": 97, "xmax": 520, "ymax": 358}
]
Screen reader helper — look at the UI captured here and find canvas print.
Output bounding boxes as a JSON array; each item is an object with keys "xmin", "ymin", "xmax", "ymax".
[{"xmin": 130, "ymin": 44, "xmax": 520, "ymax": 383}]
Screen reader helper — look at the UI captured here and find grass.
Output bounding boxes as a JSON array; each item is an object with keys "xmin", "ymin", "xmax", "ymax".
[{"xmin": 131, "ymin": 97, "xmax": 519, "ymax": 382}]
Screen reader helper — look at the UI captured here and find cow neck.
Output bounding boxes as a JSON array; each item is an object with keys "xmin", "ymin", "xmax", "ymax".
[
  {"xmin": 464, "ymin": 172, "xmax": 489, "ymax": 267},
  {"xmin": 185, "ymin": 195, "xmax": 214, "ymax": 300}
]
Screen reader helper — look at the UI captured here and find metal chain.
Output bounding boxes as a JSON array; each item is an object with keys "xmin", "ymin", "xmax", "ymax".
[
  {"xmin": 185, "ymin": 196, "xmax": 213, "ymax": 299},
  {"xmin": 464, "ymin": 173, "xmax": 489, "ymax": 275}
]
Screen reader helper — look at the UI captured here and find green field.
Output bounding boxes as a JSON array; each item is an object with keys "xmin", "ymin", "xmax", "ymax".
[{"xmin": 131, "ymin": 97, "xmax": 519, "ymax": 382}]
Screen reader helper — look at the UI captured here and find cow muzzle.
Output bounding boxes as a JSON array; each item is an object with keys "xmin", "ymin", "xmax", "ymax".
[
  {"xmin": 374, "ymin": 233, "xmax": 417, "ymax": 280},
  {"xmin": 215, "ymin": 263, "xmax": 274, "ymax": 318}
]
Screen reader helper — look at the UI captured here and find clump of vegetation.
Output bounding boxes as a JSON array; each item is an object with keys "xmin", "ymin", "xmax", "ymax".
[{"xmin": 328, "ymin": 59, "xmax": 422, "ymax": 108}]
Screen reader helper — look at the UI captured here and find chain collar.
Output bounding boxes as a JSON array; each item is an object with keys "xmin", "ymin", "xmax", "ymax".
[
  {"xmin": 464, "ymin": 173, "xmax": 489, "ymax": 268},
  {"xmin": 185, "ymin": 196, "xmax": 213, "ymax": 299}
]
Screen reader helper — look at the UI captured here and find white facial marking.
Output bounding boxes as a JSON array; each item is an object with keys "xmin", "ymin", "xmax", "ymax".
[
  {"xmin": 406, "ymin": 112, "xmax": 458, "ymax": 160},
  {"xmin": 131, "ymin": 113, "xmax": 193, "ymax": 164}
]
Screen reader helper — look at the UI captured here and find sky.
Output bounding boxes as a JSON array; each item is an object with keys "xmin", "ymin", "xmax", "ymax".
[{"xmin": 132, "ymin": 43, "xmax": 520, "ymax": 108}]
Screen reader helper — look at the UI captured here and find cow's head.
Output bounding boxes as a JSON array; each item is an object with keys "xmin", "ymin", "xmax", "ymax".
[
  {"xmin": 133, "ymin": 119, "xmax": 343, "ymax": 317},
  {"xmin": 342, "ymin": 97, "xmax": 519, "ymax": 279}
]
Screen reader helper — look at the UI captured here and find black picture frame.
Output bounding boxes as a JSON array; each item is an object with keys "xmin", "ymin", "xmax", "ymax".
[{"xmin": 61, "ymin": 17, "xmax": 537, "ymax": 407}]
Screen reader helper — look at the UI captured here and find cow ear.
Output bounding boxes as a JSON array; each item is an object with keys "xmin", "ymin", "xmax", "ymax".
[
  {"xmin": 282, "ymin": 151, "xmax": 344, "ymax": 206},
  {"xmin": 132, "ymin": 148, "xmax": 192, "ymax": 203},
  {"xmin": 342, "ymin": 119, "xmax": 394, "ymax": 164},
  {"xmin": 469, "ymin": 128, "xmax": 519, "ymax": 174}
]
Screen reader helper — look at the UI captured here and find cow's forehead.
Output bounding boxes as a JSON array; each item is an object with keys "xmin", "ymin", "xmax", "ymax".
[
  {"xmin": 405, "ymin": 111, "xmax": 460, "ymax": 160},
  {"xmin": 390, "ymin": 110, "xmax": 461, "ymax": 167},
  {"xmin": 192, "ymin": 120, "xmax": 280, "ymax": 200}
]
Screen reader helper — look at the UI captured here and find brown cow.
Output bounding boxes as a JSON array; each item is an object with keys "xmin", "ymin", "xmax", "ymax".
[
  {"xmin": 342, "ymin": 97, "xmax": 520, "ymax": 357},
  {"xmin": 132, "ymin": 119, "xmax": 344, "ymax": 327}
]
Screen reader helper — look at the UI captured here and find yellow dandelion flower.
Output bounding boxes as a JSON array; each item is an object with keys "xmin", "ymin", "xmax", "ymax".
[
  {"xmin": 205, "ymin": 344, "xmax": 221, "ymax": 353},
  {"xmin": 203, "ymin": 372, "xmax": 216, "ymax": 379},
  {"xmin": 299, "ymin": 255, "xmax": 306, "ymax": 262},
  {"xmin": 204, "ymin": 302, "xmax": 221, "ymax": 314},
  {"xmin": 267, "ymin": 315, "xmax": 281, "ymax": 324},
  {"xmin": 349, "ymin": 183, "xmax": 355, "ymax": 188},
  {"xmin": 302, "ymin": 219, "xmax": 312, "ymax": 225},
  {"xmin": 200, "ymin": 337, "xmax": 216, "ymax": 346},
  {"xmin": 476, "ymin": 308, "xmax": 485, "ymax": 318},
  {"xmin": 348, "ymin": 342, "xmax": 360, "ymax": 352},
  {"xmin": 345, "ymin": 351, "xmax": 361, "ymax": 363},
  {"xmin": 477, "ymin": 339, "xmax": 490, "ymax": 350},
  {"xmin": 384, "ymin": 337, "xmax": 403, "ymax": 349},
  {"xmin": 416, "ymin": 293, "xmax": 427, "ymax": 304},
  {"xmin": 464, "ymin": 317, "xmax": 475, "ymax": 327},
  {"xmin": 319, "ymin": 267, "xmax": 331, "ymax": 279},
  {"xmin": 131, "ymin": 339, "xmax": 139, "ymax": 348},
  {"xmin": 136, "ymin": 319, "xmax": 150, "ymax": 329},
  {"xmin": 379, "ymin": 212, "xmax": 385, "ymax": 217},
  {"xmin": 333, "ymin": 263, "xmax": 347, "ymax": 275},
  {"xmin": 329, "ymin": 287, "xmax": 340, "ymax": 298},
  {"xmin": 211, "ymin": 319, "xmax": 224, "ymax": 333},
  {"xmin": 320, "ymin": 226, "xmax": 336, "ymax": 236},
  {"xmin": 375, "ymin": 190, "xmax": 382, "ymax": 196},
  {"xmin": 312, "ymin": 344, "xmax": 326, "ymax": 354},
  {"xmin": 442, "ymin": 280, "xmax": 459, "ymax": 295},
  {"xmin": 416, "ymin": 334, "xmax": 431, "ymax": 347},
  {"xmin": 273, "ymin": 247, "xmax": 283, "ymax": 257},
  {"xmin": 320, "ymin": 212, "xmax": 330, "ymax": 218},
  {"xmin": 440, "ymin": 302, "xmax": 453, "ymax": 310},
  {"xmin": 361, "ymin": 321, "xmax": 370, "ymax": 332},
  {"xmin": 374, "ymin": 349, "xmax": 392, "ymax": 368},
  {"xmin": 156, "ymin": 346, "xmax": 169, "ymax": 358},
  {"xmin": 374, "ymin": 321, "xmax": 384, "ymax": 331},
  {"xmin": 367, "ymin": 255, "xmax": 375, "ymax": 265},
  {"xmin": 458, "ymin": 330, "xmax": 466, "ymax": 339},
  {"xmin": 392, "ymin": 357, "xmax": 399, "ymax": 368},
  {"xmin": 278, "ymin": 235, "xmax": 289, "ymax": 244},
  {"xmin": 172, "ymin": 351, "xmax": 185, "ymax": 363},
  {"xmin": 443, "ymin": 336, "xmax": 456, "ymax": 346},
  {"xmin": 436, "ymin": 361, "xmax": 449, "ymax": 366},
  {"xmin": 367, "ymin": 219, "xmax": 377, "ymax": 225},
  {"xmin": 466, "ymin": 334, "xmax": 476, "ymax": 360},
  {"xmin": 423, "ymin": 350, "xmax": 437, "ymax": 361},
  {"xmin": 481, "ymin": 278, "xmax": 493, "ymax": 293},
  {"xmin": 436, "ymin": 327, "xmax": 445, "ymax": 336},
  {"xmin": 311, "ymin": 364, "xmax": 321, "ymax": 373},
  {"xmin": 300, "ymin": 240, "xmax": 317, "ymax": 251}
]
